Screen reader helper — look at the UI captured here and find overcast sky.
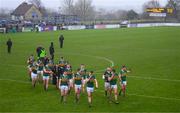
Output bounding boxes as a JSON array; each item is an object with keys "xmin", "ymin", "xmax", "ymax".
[{"xmin": 0, "ymin": 0, "xmax": 168, "ymax": 13}]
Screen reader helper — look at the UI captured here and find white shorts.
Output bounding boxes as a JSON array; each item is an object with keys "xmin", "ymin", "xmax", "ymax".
[
  {"xmin": 87, "ymin": 87, "xmax": 94, "ymax": 93},
  {"xmin": 60, "ymin": 85, "xmax": 69, "ymax": 91},
  {"xmin": 110, "ymin": 84, "xmax": 117, "ymax": 89},
  {"xmin": 43, "ymin": 76, "xmax": 49, "ymax": 80},
  {"xmin": 105, "ymin": 82, "xmax": 110, "ymax": 90},
  {"xmin": 37, "ymin": 70, "xmax": 43, "ymax": 75},
  {"xmin": 75, "ymin": 85, "xmax": 82, "ymax": 90},
  {"xmin": 31, "ymin": 73, "xmax": 37, "ymax": 79},
  {"xmin": 121, "ymin": 81, "xmax": 127, "ymax": 86}
]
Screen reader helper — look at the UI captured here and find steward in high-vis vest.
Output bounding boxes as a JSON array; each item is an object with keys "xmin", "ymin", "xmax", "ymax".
[{"xmin": 39, "ymin": 48, "xmax": 46, "ymax": 63}]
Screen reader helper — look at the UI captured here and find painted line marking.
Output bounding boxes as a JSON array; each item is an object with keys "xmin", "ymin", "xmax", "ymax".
[
  {"xmin": 2, "ymin": 53, "xmax": 180, "ymax": 83},
  {"xmin": 0, "ymin": 78, "xmax": 29, "ymax": 84},
  {"xmin": 62, "ymin": 52, "xmax": 114, "ymax": 72},
  {"xmin": 128, "ymin": 93, "xmax": 180, "ymax": 101},
  {"xmin": 128, "ymin": 75, "xmax": 180, "ymax": 82},
  {"xmin": 95, "ymin": 72, "xmax": 180, "ymax": 82},
  {"xmin": 0, "ymin": 78, "xmax": 180, "ymax": 101},
  {"xmin": 63, "ymin": 52, "xmax": 114, "ymax": 66}
]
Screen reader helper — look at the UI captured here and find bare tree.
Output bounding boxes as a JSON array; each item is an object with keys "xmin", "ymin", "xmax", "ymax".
[
  {"xmin": 74, "ymin": 0, "xmax": 95, "ymax": 21},
  {"xmin": 142, "ymin": 0, "xmax": 161, "ymax": 11},
  {"xmin": 94, "ymin": 8, "xmax": 129, "ymax": 23},
  {"xmin": 141, "ymin": 0, "xmax": 161, "ymax": 19},
  {"xmin": 166, "ymin": 0, "xmax": 180, "ymax": 21},
  {"xmin": 61, "ymin": 0, "xmax": 74, "ymax": 15},
  {"xmin": 0, "ymin": 8, "xmax": 11, "ymax": 19},
  {"xmin": 115, "ymin": 10, "xmax": 128, "ymax": 20},
  {"xmin": 174, "ymin": 0, "xmax": 180, "ymax": 10}
]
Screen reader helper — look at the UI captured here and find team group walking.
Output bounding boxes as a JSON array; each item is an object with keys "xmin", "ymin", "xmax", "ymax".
[{"xmin": 27, "ymin": 43, "xmax": 130, "ymax": 107}]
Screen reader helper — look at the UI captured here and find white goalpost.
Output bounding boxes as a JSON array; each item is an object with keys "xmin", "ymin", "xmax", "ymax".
[{"xmin": 0, "ymin": 28, "xmax": 6, "ymax": 34}]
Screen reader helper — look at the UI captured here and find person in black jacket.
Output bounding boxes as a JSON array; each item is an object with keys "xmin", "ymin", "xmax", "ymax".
[
  {"xmin": 6, "ymin": 38, "xmax": 12, "ymax": 53},
  {"xmin": 36, "ymin": 46, "xmax": 43, "ymax": 59},
  {"xmin": 49, "ymin": 42, "xmax": 55, "ymax": 61},
  {"xmin": 59, "ymin": 35, "xmax": 64, "ymax": 48}
]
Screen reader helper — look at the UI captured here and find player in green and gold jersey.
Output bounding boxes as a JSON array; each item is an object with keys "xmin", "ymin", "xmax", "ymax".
[
  {"xmin": 65, "ymin": 64, "xmax": 73, "ymax": 94},
  {"xmin": 108, "ymin": 69, "xmax": 119, "ymax": 104},
  {"xmin": 86, "ymin": 71, "xmax": 98, "ymax": 107},
  {"xmin": 37, "ymin": 61, "xmax": 44, "ymax": 82},
  {"xmin": 80, "ymin": 64, "xmax": 87, "ymax": 93},
  {"xmin": 119, "ymin": 65, "xmax": 130, "ymax": 96},
  {"xmin": 59, "ymin": 71, "xmax": 69, "ymax": 103},
  {"xmin": 43, "ymin": 66, "xmax": 53, "ymax": 91},
  {"xmin": 73, "ymin": 68, "xmax": 83, "ymax": 103},
  {"xmin": 30, "ymin": 65, "xmax": 38, "ymax": 88}
]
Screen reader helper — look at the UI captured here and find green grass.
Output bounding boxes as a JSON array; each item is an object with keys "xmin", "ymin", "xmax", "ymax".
[{"xmin": 0, "ymin": 27, "xmax": 180, "ymax": 112}]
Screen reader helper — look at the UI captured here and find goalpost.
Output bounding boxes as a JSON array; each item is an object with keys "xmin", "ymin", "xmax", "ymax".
[{"xmin": 0, "ymin": 28, "xmax": 6, "ymax": 34}]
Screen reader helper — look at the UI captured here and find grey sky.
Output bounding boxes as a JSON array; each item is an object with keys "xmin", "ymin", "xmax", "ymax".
[{"xmin": 0, "ymin": 0, "xmax": 168, "ymax": 13}]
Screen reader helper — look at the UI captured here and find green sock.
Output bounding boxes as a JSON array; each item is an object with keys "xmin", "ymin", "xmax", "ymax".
[{"xmin": 61, "ymin": 96, "xmax": 63, "ymax": 103}]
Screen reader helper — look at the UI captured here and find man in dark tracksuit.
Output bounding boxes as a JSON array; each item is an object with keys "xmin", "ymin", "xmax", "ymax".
[
  {"xmin": 49, "ymin": 42, "xmax": 55, "ymax": 61},
  {"xmin": 59, "ymin": 35, "xmax": 64, "ymax": 48},
  {"xmin": 36, "ymin": 46, "xmax": 43, "ymax": 59},
  {"xmin": 6, "ymin": 39, "xmax": 12, "ymax": 53}
]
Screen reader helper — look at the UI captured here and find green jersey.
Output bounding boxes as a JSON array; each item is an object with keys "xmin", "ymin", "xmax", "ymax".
[
  {"xmin": 74, "ymin": 73, "xmax": 82, "ymax": 85},
  {"xmin": 82, "ymin": 74, "xmax": 87, "ymax": 79},
  {"xmin": 43, "ymin": 67, "xmax": 51, "ymax": 76},
  {"xmin": 47, "ymin": 64, "xmax": 54, "ymax": 71},
  {"xmin": 65, "ymin": 68, "xmax": 73, "ymax": 79},
  {"xmin": 60, "ymin": 75, "xmax": 69, "ymax": 86},
  {"xmin": 86, "ymin": 75, "xmax": 96, "ymax": 88},
  {"xmin": 38, "ymin": 64, "xmax": 44, "ymax": 71},
  {"xmin": 43, "ymin": 71, "xmax": 51, "ymax": 76},
  {"xmin": 120, "ymin": 70, "xmax": 127, "ymax": 81},
  {"xmin": 109, "ymin": 73, "xmax": 119, "ymax": 85}
]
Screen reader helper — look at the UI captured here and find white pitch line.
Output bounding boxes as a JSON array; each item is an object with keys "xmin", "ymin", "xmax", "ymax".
[
  {"xmin": 1, "ymin": 64, "xmax": 24, "ymax": 68},
  {"xmin": 128, "ymin": 75, "xmax": 180, "ymax": 82},
  {"xmin": 0, "ymin": 78, "xmax": 29, "ymax": 84},
  {"xmin": 94, "ymin": 72, "xmax": 180, "ymax": 82},
  {"xmin": 128, "ymin": 93, "xmax": 180, "ymax": 101},
  {"xmin": 63, "ymin": 52, "xmax": 114, "ymax": 66},
  {"xmin": 63, "ymin": 53, "xmax": 180, "ymax": 83},
  {"xmin": 1, "ymin": 78, "xmax": 180, "ymax": 101},
  {"xmin": 97, "ymin": 90, "xmax": 180, "ymax": 101},
  {"xmin": 2, "ymin": 53, "xmax": 180, "ymax": 83},
  {"xmin": 63, "ymin": 52, "xmax": 115, "ymax": 72}
]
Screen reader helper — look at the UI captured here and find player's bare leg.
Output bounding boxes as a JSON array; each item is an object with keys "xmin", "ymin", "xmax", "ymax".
[
  {"xmin": 122, "ymin": 85, "xmax": 126, "ymax": 97},
  {"xmin": 114, "ymin": 88, "xmax": 119, "ymax": 104},
  {"xmin": 64, "ymin": 89, "xmax": 68, "ymax": 103},
  {"xmin": 88, "ymin": 92, "xmax": 92, "ymax": 107}
]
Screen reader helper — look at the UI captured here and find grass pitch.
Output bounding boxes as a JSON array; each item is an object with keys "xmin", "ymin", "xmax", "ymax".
[{"xmin": 0, "ymin": 27, "xmax": 180, "ymax": 112}]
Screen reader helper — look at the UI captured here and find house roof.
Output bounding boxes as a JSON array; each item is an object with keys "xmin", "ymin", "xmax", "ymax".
[{"xmin": 12, "ymin": 2, "xmax": 34, "ymax": 16}]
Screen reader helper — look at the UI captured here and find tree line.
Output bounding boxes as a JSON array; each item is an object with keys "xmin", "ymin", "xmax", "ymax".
[{"xmin": 0, "ymin": 0, "xmax": 180, "ymax": 22}]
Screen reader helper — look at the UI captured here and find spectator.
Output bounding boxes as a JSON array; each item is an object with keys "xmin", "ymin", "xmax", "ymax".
[
  {"xmin": 6, "ymin": 38, "xmax": 12, "ymax": 53},
  {"xmin": 59, "ymin": 35, "xmax": 64, "ymax": 48},
  {"xmin": 49, "ymin": 42, "xmax": 55, "ymax": 61}
]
